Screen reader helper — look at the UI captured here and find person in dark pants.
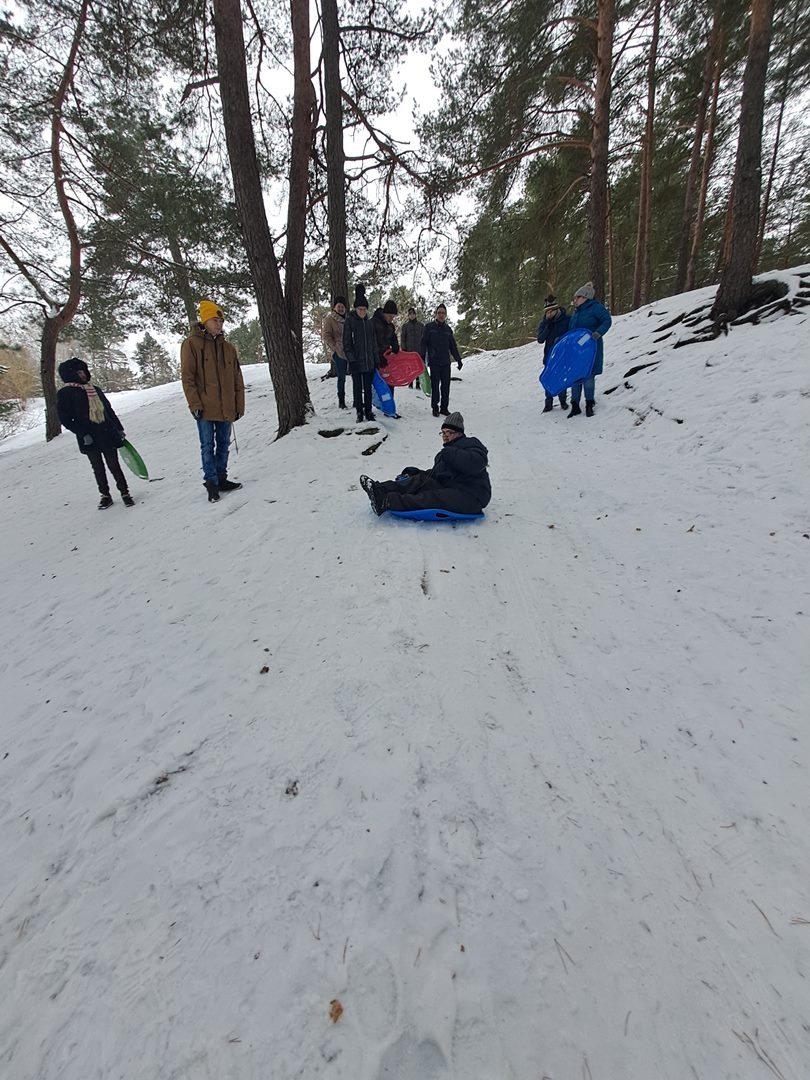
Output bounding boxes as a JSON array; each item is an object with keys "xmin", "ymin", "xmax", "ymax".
[
  {"xmin": 420, "ymin": 303, "xmax": 463, "ymax": 416},
  {"xmin": 321, "ymin": 296, "xmax": 348, "ymax": 407},
  {"xmin": 343, "ymin": 283, "xmax": 379, "ymax": 422},
  {"xmin": 401, "ymin": 307, "xmax": 424, "ymax": 388},
  {"xmin": 536, "ymin": 294, "xmax": 570, "ymax": 411},
  {"xmin": 56, "ymin": 357, "xmax": 134, "ymax": 509},
  {"xmin": 360, "ymin": 412, "xmax": 490, "ymax": 516}
]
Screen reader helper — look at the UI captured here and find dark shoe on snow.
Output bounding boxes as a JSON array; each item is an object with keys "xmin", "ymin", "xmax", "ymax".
[
  {"xmin": 204, "ymin": 481, "xmax": 220, "ymax": 502},
  {"xmin": 364, "ymin": 411, "xmax": 376, "ymax": 421},
  {"xmin": 359, "ymin": 475, "xmax": 387, "ymax": 516},
  {"xmin": 432, "ymin": 408, "xmax": 439, "ymax": 417},
  {"xmin": 559, "ymin": 394, "xmax": 568, "ymax": 409},
  {"xmin": 122, "ymin": 493, "xmax": 135, "ymax": 507},
  {"xmin": 356, "ymin": 412, "xmax": 364, "ymax": 423},
  {"xmin": 585, "ymin": 400, "xmax": 595, "ymax": 417},
  {"xmin": 568, "ymin": 402, "xmax": 582, "ymax": 418},
  {"xmin": 543, "ymin": 400, "xmax": 554, "ymax": 413},
  {"xmin": 218, "ymin": 477, "xmax": 243, "ymax": 492},
  {"xmin": 98, "ymin": 494, "xmax": 113, "ymax": 510},
  {"xmin": 439, "ymin": 408, "xmax": 450, "ymax": 416}
]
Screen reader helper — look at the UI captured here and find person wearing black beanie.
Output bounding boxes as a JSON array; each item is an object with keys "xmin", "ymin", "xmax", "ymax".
[{"xmin": 343, "ymin": 284, "xmax": 378, "ymax": 422}]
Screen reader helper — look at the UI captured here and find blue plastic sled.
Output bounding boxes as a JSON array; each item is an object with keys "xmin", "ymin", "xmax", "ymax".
[
  {"xmin": 540, "ymin": 330, "xmax": 597, "ymax": 396},
  {"xmin": 372, "ymin": 370, "xmax": 397, "ymax": 416},
  {"xmin": 389, "ymin": 508, "xmax": 485, "ymax": 522}
]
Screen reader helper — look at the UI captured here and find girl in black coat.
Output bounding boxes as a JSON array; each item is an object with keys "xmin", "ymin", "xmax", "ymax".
[{"xmin": 56, "ymin": 357, "xmax": 134, "ymax": 509}]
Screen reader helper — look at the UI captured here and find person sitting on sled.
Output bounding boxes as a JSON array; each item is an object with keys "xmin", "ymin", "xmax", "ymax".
[{"xmin": 360, "ymin": 412, "xmax": 490, "ymax": 517}]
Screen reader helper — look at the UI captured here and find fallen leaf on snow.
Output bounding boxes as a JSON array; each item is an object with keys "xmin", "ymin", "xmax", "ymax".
[{"xmin": 329, "ymin": 999, "xmax": 343, "ymax": 1023}]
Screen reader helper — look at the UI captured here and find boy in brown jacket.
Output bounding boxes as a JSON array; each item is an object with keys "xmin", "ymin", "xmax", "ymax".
[
  {"xmin": 321, "ymin": 296, "xmax": 348, "ymax": 408},
  {"xmin": 181, "ymin": 299, "xmax": 245, "ymax": 502}
]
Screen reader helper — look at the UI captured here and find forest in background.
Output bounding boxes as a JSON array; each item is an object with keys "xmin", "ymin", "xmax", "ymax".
[{"xmin": 0, "ymin": 0, "xmax": 807, "ymax": 437}]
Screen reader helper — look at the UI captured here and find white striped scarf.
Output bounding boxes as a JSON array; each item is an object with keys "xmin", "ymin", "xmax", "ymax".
[{"xmin": 65, "ymin": 382, "xmax": 106, "ymax": 424}]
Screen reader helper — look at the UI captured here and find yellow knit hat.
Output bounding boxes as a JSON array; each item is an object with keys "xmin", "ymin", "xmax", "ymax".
[{"xmin": 198, "ymin": 299, "xmax": 225, "ymax": 324}]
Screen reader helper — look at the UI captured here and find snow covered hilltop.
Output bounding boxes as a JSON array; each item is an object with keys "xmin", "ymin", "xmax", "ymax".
[{"xmin": 2, "ymin": 269, "xmax": 809, "ymax": 1079}]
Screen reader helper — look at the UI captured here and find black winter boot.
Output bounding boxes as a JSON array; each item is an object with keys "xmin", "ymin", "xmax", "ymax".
[
  {"xmin": 585, "ymin": 400, "xmax": 595, "ymax": 417},
  {"xmin": 218, "ymin": 476, "xmax": 243, "ymax": 492},
  {"xmin": 338, "ymin": 393, "xmax": 347, "ymax": 408},
  {"xmin": 559, "ymin": 393, "xmax": 568, "ymax": 409},
  {"xmin": 98, "ymin": 494, "xmax": 113, "ymax": 509},
  {"xmin": 568, "ymin": 402, "xmax": 582, "ymax": 418},
  {"xmin": 356, "ymin": 410, "xmax": 364, "ymax": 423},
  {"xmin": 359, "ymin": 475, "xmax": 387, "ymax": 516},
  {"xmin": 122, "ymin": 493, "xmax": 135, "ymax": 507},
  {"xmin": 364, "ymin": 410, "xmax": 376, "ymax": 421},
  {"xmin": 204, "ymin": 481, "xmax": 220, "ymax": 502},
  {"xmin": 543, "ymin": 398, "xmax": 554, "ymax": 413}
]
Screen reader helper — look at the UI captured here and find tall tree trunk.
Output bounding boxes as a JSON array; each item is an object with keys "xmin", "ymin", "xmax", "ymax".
[
  {"xmin": 712, "ymin": 0, "xmax": 774, "ymax": 321},
  {"xmin": 167, "ymin": 234, "xmax": 199, "ymax": 329},
  {"xmin": 631, "ymin": 0, "xmax": 660, "ymax": 310},
  {"xmin": 213, "ymin": 0, "xmax": 310, "ymax": 436},
  {"xmin": 40, "ymin": 0, "xmax": 89, "ymax": 440},
  {"xmin": 686, "ymin": 39, "xmax": 723, "ymax": 290},
  {"xmin": 322, "ymin": 0, "xmax": 348, "ymax": 306},
  {"xmin": 587, "ymin": 0, "xmax": 615, "ymax": 299},
  {"xmin": 674, "ymin": 4, "xmax": 722, "ymax": 294},
  {"xmin": 755, "ymin": 3, "xmax": 800, "ymax": 266},
  {"xmin": 286, "ymin": 0, "xmax": 316, "ymax": 344}
]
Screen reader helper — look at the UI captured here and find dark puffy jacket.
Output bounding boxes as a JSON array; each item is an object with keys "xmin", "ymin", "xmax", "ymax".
[
  {"xmin": 430, "ymin": 435, "xmax": 491, "ymax": 508},
  {"xmin": 372, "ymin": 308, "xmax": 400, "ymax": 365},
  {"xmin": 420, "ymin": 320, "xmax": 462, "ymax": 367},
  {"xmin": 400, "ymin": 318, "xmax": 424, "ymax": 353},
  {"xmin": 56, "ymin": 365, "xmax": 125, "ymax": 455},
  {"xmin": 568, "ymin": 298, "xmax": 612, "ymax": 376},
  {"xmin": 536, "ymin": 307, "xmax": 571, "ymax": 361},
  {"xmin": 343, "ymin": 310, "xmax": 378, "ymax": 373}
]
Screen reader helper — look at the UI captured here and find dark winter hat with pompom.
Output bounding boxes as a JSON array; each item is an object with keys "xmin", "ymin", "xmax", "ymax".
[
  {"xmin": 441, "ymin": 411, "xmax": 465, "ymax": 433},
  {"xmin": 382, "ymin": 299, "xmax": 398, "ymax": 315},
  {"xmin": 58, "ymin": 357, "xmax": 90, "ymax": 383},
  {"xmin": 353, "ymin": 283, "xmax": 368, "ymax": 310},
  {"xmin": 543, "ymin": 294, "xmax": 559, "ymax": 312}
]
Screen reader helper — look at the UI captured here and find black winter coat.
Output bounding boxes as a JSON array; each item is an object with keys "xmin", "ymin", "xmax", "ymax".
[
  {"xmin": 56, "ymin": 384, "xmax": 125, "ymax": 455},
  {"xmin": 420, "ymin": 320, "xmax": 462, "ymax": 367},
  {"xmin": 372, "ymin": 308, "xmax": 400, "ymax": 364},
  {"xmin": 536, "ymin": 307, "xmax": 571, "ymax": 361},
  {"xmin": 343, "ymin": 311, "xmax": 379, "ymax": 374},
  {"xmin": 429, "ymin": 435, "xmax": 491, "ymax": 508}
]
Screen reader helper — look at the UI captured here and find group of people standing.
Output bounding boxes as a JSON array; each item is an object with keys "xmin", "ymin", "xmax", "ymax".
[
  {"xmin": 321, "ymin": 286, "xmax": 464, "ymax": 422},
  {"xmin": 536, "ymin": 282, "xmax": 612, "ymax": 417}
]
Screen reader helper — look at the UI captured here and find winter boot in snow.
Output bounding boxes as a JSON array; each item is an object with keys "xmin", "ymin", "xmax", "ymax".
[
  {"xmin": 98, "ymin": 494, "xmax": 114, "ymax": 509},
  {"xmin": 568, "ymin": 402, "xmax": 582, "ymax": 418},
  {"xmin": 543, "ymin": 397, "xmax": 554, "ymax": 413},
  {"xmin": 359, "ymin": 475, "xmax": 387, "ymax": 516},
  {"xmin": 338, "ymin": 393, "xmax": 347, "ymax": 409},
  {"xmin": 364, "ymin": 410, "xmax": 376, "ymax": 421},
  {"xmin": 218, "ymin": 476, "xmax": 243, "ymax": 492},
  {"xmin": 585, "ymin": 400, "xmax": 595, "ymax": 417},
  {"xmin": 356, "ymin": 410, "xmax": 364, "ymax": 423},
  {"xmin": 432, "ymin": 407, "xmax": 440, "ymax": 417},
  {"xmin": 204, "ymin": 481, "xmax": 220, "ymax": 502},
  {"xmin": 122, "ymin": 493, "xmax": 135, "ymax": 507},
  {"xmin": 559, "ymin": 392, "xmax": 568, "ymax": 409}
]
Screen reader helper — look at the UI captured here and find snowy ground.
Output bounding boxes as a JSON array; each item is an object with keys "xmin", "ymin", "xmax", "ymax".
[{"xmin": 1, "ymin": 270, "xmax": 809, "ymax": 1080}]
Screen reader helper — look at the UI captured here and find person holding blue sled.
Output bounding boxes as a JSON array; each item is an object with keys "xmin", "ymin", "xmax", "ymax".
[
  {"xmin": 536, "ymin": 294, "xmax": 570, "ymax": 412},
  {"xmin": 360, "ymin": 412, "xmax": 490, "ymax": 517},
  {"xmin": 567, "ymin": 282, "xmax": 611, "ymax": 417}
]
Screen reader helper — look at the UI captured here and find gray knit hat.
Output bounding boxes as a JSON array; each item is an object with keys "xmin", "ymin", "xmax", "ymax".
[
  {"xmin": 441, "ymin": 411, "xmax": 465, "ymax": 433},
  {"xmin": 574, "ymin": 282, "xmax": 596, "ymax": 300}
]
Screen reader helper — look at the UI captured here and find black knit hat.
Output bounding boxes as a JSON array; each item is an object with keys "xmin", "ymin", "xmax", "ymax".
[
  {"xmin": 353, "ymin": 283, "xmax": 368, "ymax": 310},
  {"xmin": 382, "ymin": 299, "xmax": 398, "ymax": 315},
  {"xmin": 334, "ymin": 295, "xmax": 347, "ymax": 307},
  {"xmin": 58, "ymin": 357, "xmax": 90, "ymax": 383},
  {"xmin": 543, "ymin": 294, "xmax": 559, "ymax": 312}
]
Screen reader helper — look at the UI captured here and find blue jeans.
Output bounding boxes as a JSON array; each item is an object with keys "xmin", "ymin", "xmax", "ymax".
[
  {"xmin": 571, "ymin": 376, "xmax": 596, "ymax": 404},
  {"xmin": 333, "ymin": 352, "xmax": 347, "ymax": 400},
  {"xmin": 196, "ymin": 418, "xmax": 232, "ymax": 483}
]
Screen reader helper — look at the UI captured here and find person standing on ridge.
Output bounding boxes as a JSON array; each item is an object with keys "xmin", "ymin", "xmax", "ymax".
[
  {"xmin": 536, "ymin": 294, "xmax": 570, "ymax": 412},
  {"xmin": 343, "ymin": 283, "xmax": 378, "ymax": 423},
  {"xmin": 56, "ymin": 357, "xmax": 135, "ymax": 510},
  {"xmin": 181, "ymin": 299, "xmax": 245, "ymax": 502},
  {"xmin": 401, "ymin": 306, "xmax": 424, "ymax": 388},
  {"xmin": 567, "ymin": 282, "xmax": 612, "ymax": 418},
  {"xmin": 321, "ymin": 296, "xmax": 348, "ymax": 408},
  {"xmin": 420, "ymin": 303, "xmax": 463, "ymax": 417}
]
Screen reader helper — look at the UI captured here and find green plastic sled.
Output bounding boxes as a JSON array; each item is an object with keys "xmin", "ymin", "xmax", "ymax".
[
  {"xmin": 119, "ymin": 439, "xmax": 149, "ymax": 481},
  {"xmin": 418, "ymin": 369, "xmax": 432, "ymax": 397}
]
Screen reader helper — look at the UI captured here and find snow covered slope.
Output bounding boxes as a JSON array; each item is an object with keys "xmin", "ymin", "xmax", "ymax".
[{"xmin": 1, "ymin": 269, "xmax": 809, "ymax": 1080}]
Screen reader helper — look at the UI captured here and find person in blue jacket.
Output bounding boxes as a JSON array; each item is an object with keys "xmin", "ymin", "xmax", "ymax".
[
  {"xmin": 536, "ymin": 294, "xmax": 570, "ymax": 412},
  {"xmin": 567, "ymin": 282, "xmax": 612, "ymax": 417}
]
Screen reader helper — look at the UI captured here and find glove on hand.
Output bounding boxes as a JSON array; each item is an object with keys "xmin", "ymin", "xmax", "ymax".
[
  {"xmin": 591, "ymin": 331, "xmax": 601, "ymax": 340},
  {"xmin": 82, "ymin": 434, "xmax": 93, "ymax": 446},
  {"xmin": 193, "ymin": 409, "xmax": 203, "ymax": 420}
]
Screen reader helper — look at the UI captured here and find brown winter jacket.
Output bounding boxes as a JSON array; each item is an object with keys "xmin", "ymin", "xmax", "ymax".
[
  {"xmin": 321, "ymin": 310, "xmax": 346, "ymax": 359},
  {"xmin": 181, "ymin": 326, "xmax": 245, "ymax": 422}
]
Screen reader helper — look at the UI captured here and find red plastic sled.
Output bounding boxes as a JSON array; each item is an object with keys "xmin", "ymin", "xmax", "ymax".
[{"xmin": 379, "ymin": 350, "xmax": 425, "ymax": 387}]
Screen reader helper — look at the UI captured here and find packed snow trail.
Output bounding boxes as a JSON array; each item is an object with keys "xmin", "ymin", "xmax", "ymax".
[{"xmin": 1, "ymin": 278, "xmax": 808, "ymax": 1079}]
